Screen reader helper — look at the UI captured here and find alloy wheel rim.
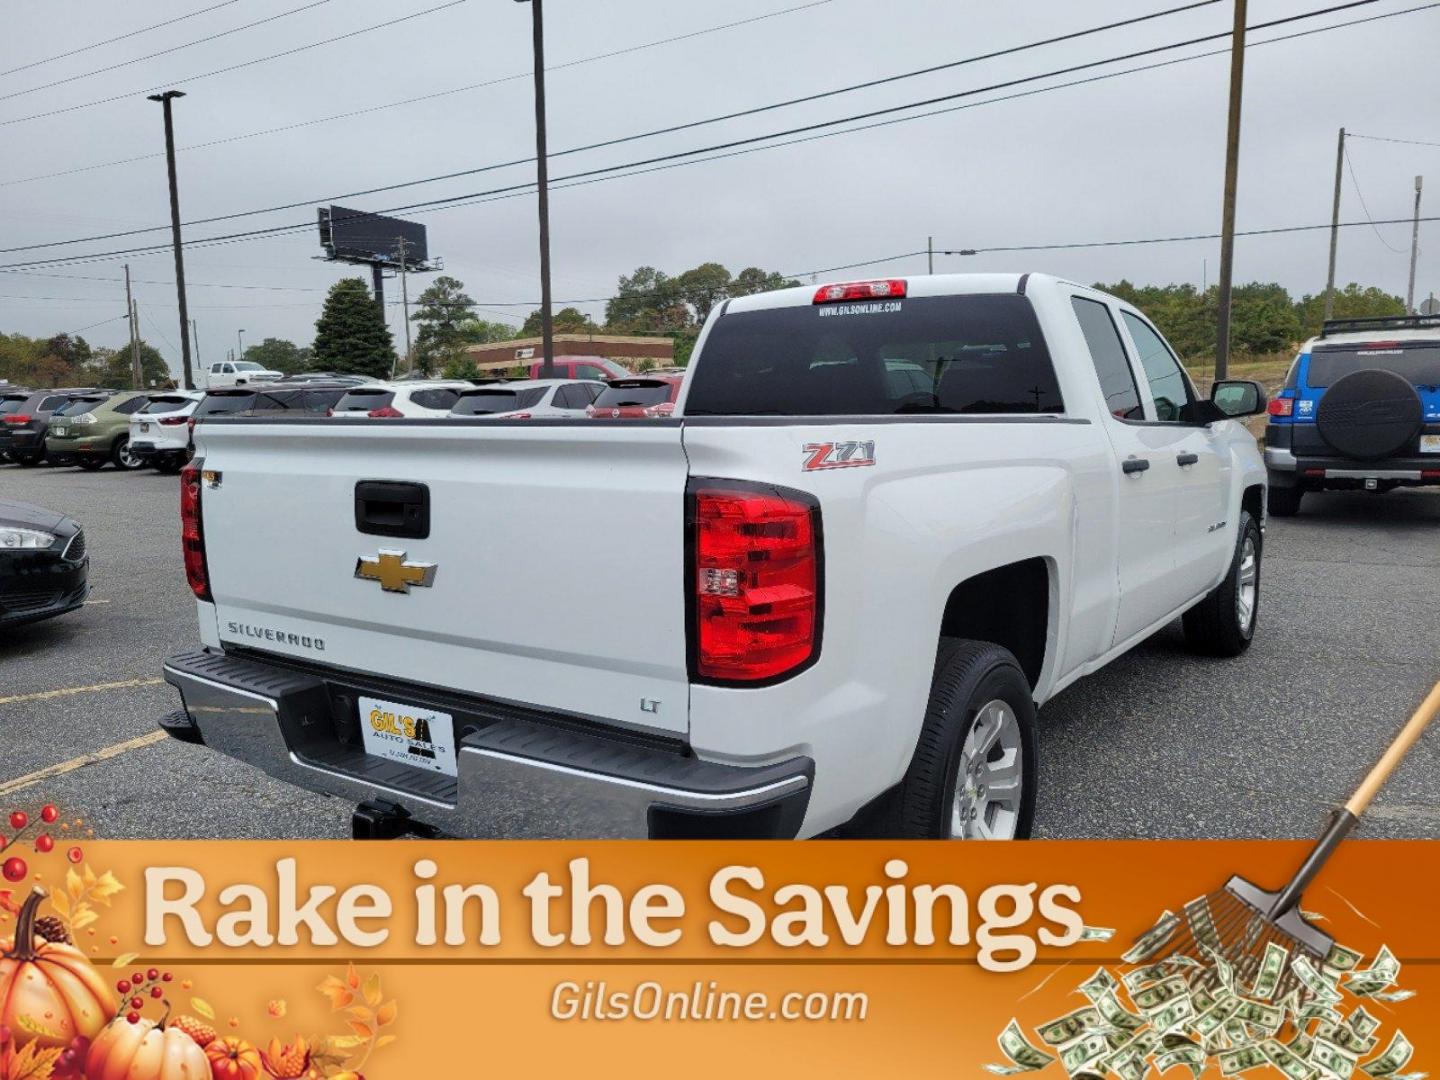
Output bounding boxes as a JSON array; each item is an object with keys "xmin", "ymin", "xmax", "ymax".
[
  {"xmin": 118, "ymin": 441, "xmax": 141, "ymax": 469},
  {"xmin": 1236, "ymin": 535, "xmax": 1258, "ymax": 632},
  {"xmin": 950, "ymin": 699, "xmax": 1023, "ymax": 840}
]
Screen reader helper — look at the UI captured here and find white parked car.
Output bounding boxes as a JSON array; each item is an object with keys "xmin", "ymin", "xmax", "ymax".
[
  {"xmin": 204, "ymin": 360, "xmax": 283, "ymax": 387},
  {"xmin": 328, "ymin": 381, "xmax": 469, "ymax": 418},
  {"xmin": 450, "ymin": 379, "xmax": 605, "ymax": 419},
  {"xmin": 160, "ymin": 273, "xmax": 1269, "ymax": 841},
  {"xmin": 128, "ymin": 392, "xmax": 203, "ymax": 473}
]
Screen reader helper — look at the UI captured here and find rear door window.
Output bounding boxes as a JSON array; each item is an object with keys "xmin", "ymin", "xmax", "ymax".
[
  {"xmin": 195, "ymin": 393, "xmax": 256, "ymax": 417},
  {"xmin": 685, "ymin": 294, "xmax": 1063, "ymax": 416},
  {"xmin": 333, "ymin": 388, "xmax": 396, "ymax": 413},
  {"xmin": 0, "ymin": 397, "xmax": 27, "ymax": 415},
  {"xmin": 408, "ymin": 387, "xmax": 461, "ymax": 410},
  {"xmin": 141, "ymin": 397, "xmax": 193, "ymax": 414},
  {"xmin": 451, "ymin": 388, "xmax": 547, "ymax": 415},
  {"xmin": 1121, "ymin": 311, "xmax": 1196, "ymax": 423},
  {"xmin": 593, "ymin": 382, "xmax": 674, "ymax": 408},
  {"xmin": 114, "ymin": 395, "xmax": 150, "ymax": 415},
  {"xmin": 36, "ymin": 396, "xmax": 70, "ymax": 413},
  {"xmin": 1071, "ymin": 297, "xmax": 1143, "ymax": 420},
  {"xmin": 1306, "ymin": 344, "xmax": 1440, "ymax": 388},
  {"xmin": 56, "ymin": 397, "xmax": 105, "ymax": 415}
]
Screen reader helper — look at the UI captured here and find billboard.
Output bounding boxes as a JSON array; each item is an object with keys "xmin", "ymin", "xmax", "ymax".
[{"xmin": 317, "ymin": 204, "xmax": 428, "ymax": 268}]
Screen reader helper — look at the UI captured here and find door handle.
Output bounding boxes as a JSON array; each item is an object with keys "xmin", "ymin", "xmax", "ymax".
[
  {"xmin": 1176, "ymin": 453, "xmax": 1200, "ymax": 467},
  {"xmin": 1122, "ymin": 458, "xmax": 1151, "ymax": 474}
]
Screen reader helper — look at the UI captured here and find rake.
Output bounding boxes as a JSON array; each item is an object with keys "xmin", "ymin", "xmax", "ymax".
[{"xmin": 1130, "ymin": 681, "xmax": 1440, "ymax": 1004}]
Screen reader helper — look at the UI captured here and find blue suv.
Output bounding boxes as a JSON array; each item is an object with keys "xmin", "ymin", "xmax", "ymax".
[{"xmin": 1264, "ymin": 315, "xmax": 1440, "ymax": 516}]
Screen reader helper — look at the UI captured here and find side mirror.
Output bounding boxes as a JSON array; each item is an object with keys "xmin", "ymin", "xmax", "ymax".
[{"xmin": 1209, "ymin": 379, "xmax": 1267, "ymax": 419}]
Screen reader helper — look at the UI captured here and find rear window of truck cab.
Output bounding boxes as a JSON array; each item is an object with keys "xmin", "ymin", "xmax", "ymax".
[
  {"xmin": 684, "ymin": 293, "xmax": 1064, "ymax": 416},
  {"xmin": 1305, "ymin": 342, "xmax": 1440, "ymax": 388}
]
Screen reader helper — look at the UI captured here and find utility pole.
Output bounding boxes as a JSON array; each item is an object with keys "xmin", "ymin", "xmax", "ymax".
[
  {"xmin": 1406, "ymin": 175, "xmax": 1423, "ymax": 313},
  {"xmin": 1323, "ymin": 127, "xmax": 1345, "ymax": 322},
  {"xmin": 927, "ymin": 236, "xmax": 934, "ymax": 275},
  {"xmin": 148, "ymin": 91, "xmax": 195, "ymax": 391},
  {"xmin": 396, "ymin": 235, "xmax": 412, "ymax": 373},
  {"xmin": 191, "ymin": 320, "xmax": 200, "ymax": 388},
  {"xmin": 124, "ymin": 264, "xmax": 142, "ymax": 390},
  {"xmin": 237, "ymin": 328, "xmax": 245, "ymax": 361},
  {"xmin": 1213, "ymin": 0, "xmax": 1247, "ymax": 381},
  {"xmin": 517, "ymin": 0, "xmax": 555, "ymax": 378}
]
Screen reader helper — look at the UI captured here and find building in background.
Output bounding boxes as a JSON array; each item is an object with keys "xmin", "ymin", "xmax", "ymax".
[{"xmin": 463, "ymin": 333, "xmax": 673, "ymax": 373}]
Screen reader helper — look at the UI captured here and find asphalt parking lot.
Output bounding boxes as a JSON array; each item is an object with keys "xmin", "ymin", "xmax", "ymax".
[{"xmin": 1, "ymin": 463, "xmax": 1437, "ymax": 841}]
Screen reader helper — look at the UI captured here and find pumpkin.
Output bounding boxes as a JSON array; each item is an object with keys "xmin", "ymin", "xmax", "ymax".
[
  {"xmin": 0, "ymin": 888, "xmax": 115, "ymax": 1049},
  {"xmin": 86, "ymin": 1014, "xmax": 210, "ymax": 1080},
  {"xmin": 206, "ymin": 1036, "xmax": 264, "ymax": 1080}
]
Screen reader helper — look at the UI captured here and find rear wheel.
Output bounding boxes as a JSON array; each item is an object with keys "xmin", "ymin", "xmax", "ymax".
[
  {"xmin": 1266, "ymin": 486, "xmax": 1303, "ymax": 517},
  {"xmin": 1183, "ymin": 510, "xmax": 1261, "ymax": 657},
  {"xmin": 112, "ymin": 437, "xmax": 143, "ymax": 470},
  {"xmin": 870, "ymin": 639, "xmax": 1037, "ymax": 839}
]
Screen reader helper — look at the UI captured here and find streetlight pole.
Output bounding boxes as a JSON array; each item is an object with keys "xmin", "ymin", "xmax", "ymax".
[
  {"xmin": 148, "ymin": 91, "xmax": 195, "ymax": 391},
  {"xmin": 516, "ymin": 0, "xmax": 555, "ymax": 379}
]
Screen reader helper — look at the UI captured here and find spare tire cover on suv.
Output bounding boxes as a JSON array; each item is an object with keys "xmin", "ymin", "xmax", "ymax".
[{"xmin": 1315, "ymin": 368, "xmax": 1424, "ymax": 460}]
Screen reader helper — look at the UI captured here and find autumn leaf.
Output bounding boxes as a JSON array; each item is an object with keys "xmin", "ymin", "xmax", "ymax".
[
  {"xmin": 111, "ymin": 952, "xmax": 138, "ymax": 968},
  {"xmin": 375, "ymin": 1000, "xmax": 397, "ymax": 1027},
  {"xmin": 191, "ymin": 998, "xmax": 216, "ymax": 1021},
  {"xmin": 317, "ymin": 976, "xmax": 354, "ymax": 1011},
  {"xmin": 345, "ymin": 1006, "xmax": 372, "ymax": 1024},
  {"xmin": 345, "ymin": 963, "xmax": 360, "ymax": 990},
  {"xmin": 267, "ymin": 999, "xmax": 287, "ymax": 1018},
  {"xmin": 322, "ymin": 1035, "xmax": 366, "ymax": 1053},
  {"xmin": 361, "ymin": 972, "xmax": 382, "ymax": 1008},
  {"xmin": 65, "ymin": 868, "xmax": 83, "ymax": 902},
  {"xmin": 90, "ymin": 871, "xmax": 124, "ymax": 905},
  {"xmin": 346, "ymin": 1021, "xmax": 373, "ymax": 1040},
  {"xmin": 14, "ymin": 1014, "xmax": 64, "ymax": 1041},
  {"xmin": 374, "ymin": 1034, "xmax": 398, "ymax": 1050},
  {"xmin": 46, "ymin": 892, "xmax": 67, "ymax": 919},
  {"xmin": 70, "ymin": 907, "xmax": 98, "ymax": 932},
  {"xmin": 4, "ymin": 1041, "xmax": 63, "ymax": 1080}
]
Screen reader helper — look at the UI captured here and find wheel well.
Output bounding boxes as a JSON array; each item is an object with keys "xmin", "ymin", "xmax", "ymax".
[
  {"xmin": 1242, "ymin": 483, "xmax": 1263, "ymax": 523},
  {"xmin": 939, "ymin": 558, "xmax": 1049, "ymax": 689}
]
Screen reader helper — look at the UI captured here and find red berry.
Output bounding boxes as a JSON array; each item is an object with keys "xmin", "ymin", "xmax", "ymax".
[
  {"xmin": 131, "ymin": 972, "xmax": 144, "ymax": 985},
  {"xmin": 151, "ymin": 987, "xmax": 163, "ymax": 999},
  {"xmin": 130, "ymin": 997, "xmax": 143, "ymax": 1010},
  {"xmin": 35, "ymin": 834, "xmax": 53, "ymax": 853},
  {"xmin": 8, "ymin": 812, "xmax": 26, "ymax": 831},
  {"xmin": 40, "ymin": 805, "xmax": 58, "ymax": 824},
  {"xmin": 147, "ymin": 968, "xmax": 159, "ymax": 981},
  {"xmin": 1, "ymin": 857, "xmax": 26, "ymax": 883},
  {"xmin": 126, "ymin": 1012, "xmax": 140, "ymax": 1025},
  {"xmin": 161, "ymin": 972, "xmax": 173, "ymax": 982},
  {"xmin": 116, "ymin": 980, "xmax": 130, "ymax": 994},
  {"xmin": 66, "ymin": 846, "xmax": 83, "ymax": 864}
]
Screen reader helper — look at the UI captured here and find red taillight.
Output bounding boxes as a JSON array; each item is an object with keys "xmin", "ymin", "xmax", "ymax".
[
  {"xmin": 3, "ymin": 414, "xmax": 31, "ymax": 425},
  {"xmin": 690, "ymin": 482, "xmax": 821, "ymax": 683},
  {"xmin": 179, "ymin": 461, "xmax": 211, "ymax": 602},
  {"xmin": 1267, "ymin": 398, "xmax": 1294, "ymax": 417},
  {"xmin": 1422, "ymin": 470, "xmax": 1440, "ymax": 479},
  {"xmin": 187, "ymin": 417, "xmax": 196, "ymax": 432},
  {"xmin": 367, "ymin": 405, "xmax": 404, "ymax": 418},
  {"xmin": 644, "ymin": 403, "xmax": 675, "ymax": 417},
  {"xmin": 159, "ymin": 415, "xmax": 188, "ymax": 426},
  {"xmin": 507, "ymin": 412, "xmax": 533, "ymax": 420},
  {"xmin": 813, "ymin": 279, "xmax": 906, "ymax": 304}
]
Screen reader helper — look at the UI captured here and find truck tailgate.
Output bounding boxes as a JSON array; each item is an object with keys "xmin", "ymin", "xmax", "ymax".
[{"xmin": 195, "ymin": 420, "xmax": 690, "ymax": 736}]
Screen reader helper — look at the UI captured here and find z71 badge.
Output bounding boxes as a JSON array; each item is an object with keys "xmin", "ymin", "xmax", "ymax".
[{"xmin": 803, "ymin": 440, "xmax": 876, "ymax": 471}]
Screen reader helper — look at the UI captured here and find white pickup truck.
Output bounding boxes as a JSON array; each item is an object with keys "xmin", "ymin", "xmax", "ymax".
[{"xmin": 160, "ymin": 273, "xmax": 1268, "ymax": 840}]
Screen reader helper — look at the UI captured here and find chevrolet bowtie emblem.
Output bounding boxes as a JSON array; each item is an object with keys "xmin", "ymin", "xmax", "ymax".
[{"xmin": 354, "ymin": 549, "xmax": 437, "ymax": 594}]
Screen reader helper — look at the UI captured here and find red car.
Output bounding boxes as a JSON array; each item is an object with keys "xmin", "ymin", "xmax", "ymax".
[{"xmin": 585, "ymin": 376, "xmax": 683, "ymax": 419}]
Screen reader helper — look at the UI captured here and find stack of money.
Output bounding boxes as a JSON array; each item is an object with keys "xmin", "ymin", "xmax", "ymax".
[{"xmin": 986, "ymin": 908, "xmax": 1421, "ymax": 1080}]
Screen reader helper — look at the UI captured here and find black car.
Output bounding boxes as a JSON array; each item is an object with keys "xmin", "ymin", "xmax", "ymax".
[
  {"xmin": 0, "ymin": 499, "xmax": 88, "ymax": 628},
  {"xmin": 0, "ymin": 387, "xmax": 110, "ymax": 467}
]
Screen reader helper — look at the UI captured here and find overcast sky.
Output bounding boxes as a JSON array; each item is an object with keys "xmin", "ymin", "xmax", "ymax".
[{"xmin": 1, "ymin": 0, "xmax": 1437, "ymax": 375}]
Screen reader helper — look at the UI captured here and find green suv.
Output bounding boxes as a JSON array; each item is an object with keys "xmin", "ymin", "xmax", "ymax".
[{"xmin": 45, "ymin": 391, "xmax": 154, "ymax": 470}]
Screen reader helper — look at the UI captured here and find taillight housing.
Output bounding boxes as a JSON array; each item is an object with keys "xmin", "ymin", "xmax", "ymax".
[
  {"xmin": 3, "ymin": 414, "xmax": 31, "ymax": 425},
  {"xmin": 1267, "ymin": 397, "xmax": 1294, "ymax": 417},
  {"xmin": 159, "ymin": 415, "xmax": 188, "ymax": 426},
  {"xmin": 813, "ymin": 279, "xmax": 906, "ymax": 304},
  {"xmin": 644, "ymin": 402, "xmax": 675, "ymax": 417},
  {"xmin": 688, "ymin": 480, "xmax": 822, "ymax": 684},
  {"xmin": 179, "ymin": 460, "xmax": 211, "ymax": 602},
  {"xmin": 368, "ymin": 405, "xmax": 404, "ymax": 418}
]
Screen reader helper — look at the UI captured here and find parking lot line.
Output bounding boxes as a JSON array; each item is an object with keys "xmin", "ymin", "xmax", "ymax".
[
  {"xmin": 0, "ymin": 676, "xmax": 163, "ymax": 706},
  {"xmin": 0, "ymin": 731, "xmax": 167, "ymax": 798}
]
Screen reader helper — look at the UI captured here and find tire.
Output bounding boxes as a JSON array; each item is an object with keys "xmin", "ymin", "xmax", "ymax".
[
  {"xmin": 1183, "ymin": 509, "xmax": 1261, "ymax": 657},
  {"xmin": 111, "ymin": 437, "xmax": 144, "ymax": 470},
  {"xmin": 870, "ymin": 639, "xmax": 1037, "ymax": 840},
  {"xmin": 78, "ymin": 457, "xmax": 105, "ymax": 471},
  {"xmin": 1266, "ymin": 486, "xmax": 1303, "ymax": 518},
  {"xmin": 14, "ymin": 450, "xmax": 42, "ymax": 467}
]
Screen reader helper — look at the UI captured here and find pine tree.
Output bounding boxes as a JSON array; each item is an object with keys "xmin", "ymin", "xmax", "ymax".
[{"xmin": 312, "ymin": 277, "xmax": 395, "ymax": 379}]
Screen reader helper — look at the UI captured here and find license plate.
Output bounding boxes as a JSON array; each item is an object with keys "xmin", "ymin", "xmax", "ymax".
[
  {"xmin": 140, "ymin": 423, "xmax": 150, "ymax": 433},
  {"xmin": 51, "ymin": 427, "xmax": 66, "ymax": 436},
  {"xmin": 1422, "ymin": 435, "xmax": 1440, "ymax": 454},
  {"xmin": 358, "ymin": 695, "xmax": 457, "ymax": 776}
]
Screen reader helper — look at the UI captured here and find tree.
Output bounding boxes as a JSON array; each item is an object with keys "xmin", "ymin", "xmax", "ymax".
[
  {"xmin": 521, "ymin": 306, "xmax": 597, "ymax": 336},
  {"xmin": 312, "ymin": 278, "xmax": 395, "ymax": 379},
  {"xmin": 1294, "ymin": 283, "xmax": 1405, "ymax": 338},
  {"xmin": 674, "ymin": 262, "xmax": 732, "ymax": 324},
  {"xmin": 242, "ymin": 337, "xmax": 311, "ymax": 375},
  {"xmin": 732, "ymin": 266, "xmax": 797, "ymax": 297},
  {"xmin": 82, "ymin": 341, "xmax": 171, "ymax": 389},
  {"xmin": 457, "ymin": 318, "xmax": 514, "ymax": 345},
  {"xmin": 412, "ymin": 275, "xmax": 476, "ymax": 374}
]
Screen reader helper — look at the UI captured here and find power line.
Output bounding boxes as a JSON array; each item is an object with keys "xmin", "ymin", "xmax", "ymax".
[
  {"xmin": 1347, "ymin": 132, "xmax": 1440, "ymax": 149},
  {"xmin": 1343, "ymin": 149, "xmax": 1409, "ymax": 253},
  {"xmin": 0, "ymin": 0, "xmax": 1427, "ymax": 275},
  {"xmin": 0, "ymin": 0, "xmax": 338, "ymax": 105},
  {"xmin": 958, "ymin": 214, "xmax": 1440, "ymax": 253},
  {"xmin": 0, "ymin": 0, "xmax": 470, "ymax": 129},
  {"xmin": 0, "ymin": 1, "xmax": 246, "ymax": 79},
  {"xmin": 0, "ymin": 0, "xmax": 1385, "ymax": 256},
  {"xmin": 0, "ymin": 0, "xmax": 839, "ymax": 190}
]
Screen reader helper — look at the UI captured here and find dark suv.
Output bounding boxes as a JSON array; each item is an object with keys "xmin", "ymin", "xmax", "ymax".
[
  {"xmin": 0, "ymin": 388, "xmax": 110, "ymax": 467},
  {"xmin": 1264, "ymin": 315, "xmax": 1440, "ymax": 516}
]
